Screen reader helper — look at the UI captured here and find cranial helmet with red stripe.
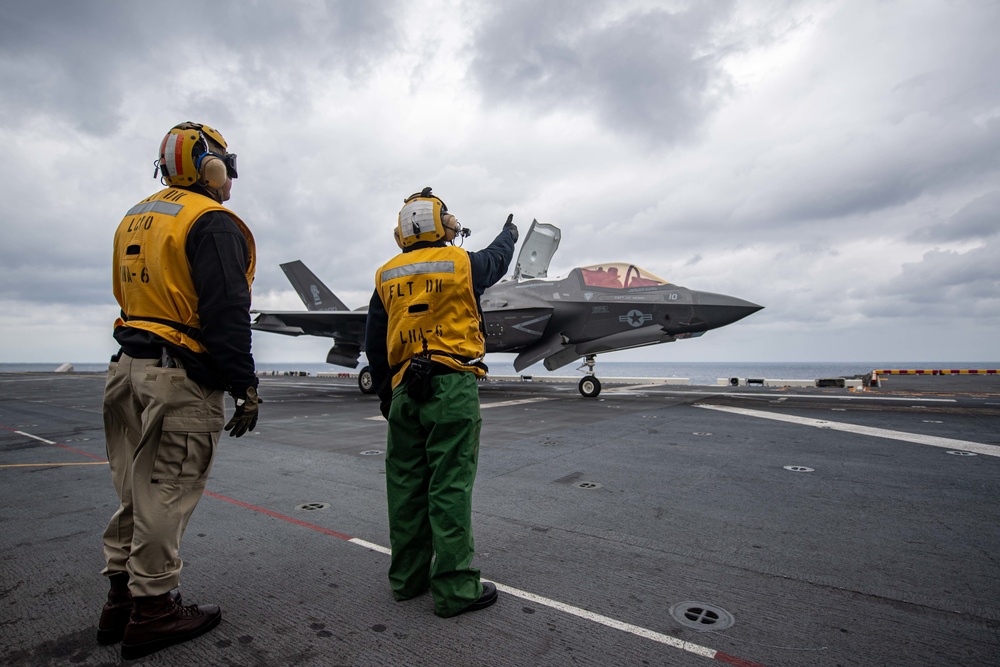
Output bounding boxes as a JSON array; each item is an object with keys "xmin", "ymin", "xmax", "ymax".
[{"xmin": 156, "ymin": 121, "xmax": 232, "ymax": 188}]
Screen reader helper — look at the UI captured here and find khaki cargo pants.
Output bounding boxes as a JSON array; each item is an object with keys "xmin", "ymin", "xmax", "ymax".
[{"xmin": 101, "ymin": 353, "xmax": 225, "ymax": 597}]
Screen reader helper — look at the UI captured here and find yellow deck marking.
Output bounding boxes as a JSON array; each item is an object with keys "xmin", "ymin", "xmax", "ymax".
[{"xmin": 1, "ymin": 461, "xmax": 108, "ymax": 468}]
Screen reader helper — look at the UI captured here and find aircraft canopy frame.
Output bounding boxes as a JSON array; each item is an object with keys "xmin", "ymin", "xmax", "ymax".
[{"xmin": 579, "ymin": 263, "xmax": 671, "ymax": 289}]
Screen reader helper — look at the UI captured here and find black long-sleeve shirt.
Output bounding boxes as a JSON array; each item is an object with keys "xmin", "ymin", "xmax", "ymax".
[
  {"xmin": 114, "ymin": 187, "xmax": 257, "ymax": 395},
  {"xmin": 365, "ymin": 226, "xmax": 517, "ymax": 405}
]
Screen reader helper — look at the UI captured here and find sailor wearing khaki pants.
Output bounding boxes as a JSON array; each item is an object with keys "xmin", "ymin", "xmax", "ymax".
[{"xmin": 99, "ymin": 122, "xmax": 260, "ymax": 659}]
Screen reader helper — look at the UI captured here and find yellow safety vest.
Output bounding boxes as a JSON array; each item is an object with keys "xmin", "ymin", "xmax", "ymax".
[
  {"xmin": 376, "ymin": 245, "xmax": 485, "ymax": 388},
  {"xmin": 112, "ymin": 187, "xmax": 256, "ymax": 353}
]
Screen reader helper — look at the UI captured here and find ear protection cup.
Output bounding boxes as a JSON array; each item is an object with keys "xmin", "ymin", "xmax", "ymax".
[{"xmin": 199, "ymin": 155, "xmax": 228, "ymax": 189}]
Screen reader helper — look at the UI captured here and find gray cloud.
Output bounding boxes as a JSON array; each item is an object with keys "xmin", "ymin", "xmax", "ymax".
[
  {"xmin": 909, "ymin": 190, "xmax": 1000, "ymax": 244},
  {"xmin": 468, "ymin": 0, "xmax": 737, "ymax": 145},
  {"xmin": 857, "ymin": 243, "xmax": 1000, "ymax": 319},
  {"xmin": 0, "ymin": 0, "xmax": 402, "ymax": 136}
]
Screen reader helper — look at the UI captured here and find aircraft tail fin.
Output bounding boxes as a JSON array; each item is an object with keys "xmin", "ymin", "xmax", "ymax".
[{"xmin": 280, "ymin": 260, "xmax": 349, "ymax": 311}]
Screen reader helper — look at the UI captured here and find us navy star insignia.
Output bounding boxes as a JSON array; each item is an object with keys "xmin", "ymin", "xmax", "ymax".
[{"xmin": 619, "ymin": 310, "xmax": 652, "ymax": 327}]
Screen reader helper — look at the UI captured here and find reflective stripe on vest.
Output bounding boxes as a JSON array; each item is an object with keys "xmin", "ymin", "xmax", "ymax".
[{"xmin": 112, "ymin": 187, "xmax": 256, "ymax": 353}]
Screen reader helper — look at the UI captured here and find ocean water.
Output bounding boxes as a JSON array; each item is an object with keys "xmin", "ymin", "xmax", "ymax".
[{"xmin": 4, "ymin": 361, "xmax": 997, "ymax": 387}]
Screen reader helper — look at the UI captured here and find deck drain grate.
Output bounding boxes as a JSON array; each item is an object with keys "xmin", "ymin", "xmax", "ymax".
[
  {"xmin": 946, "ymin": 450, "xmax": 977, "ymax": 457},
  {"xmin": 669, "ymin": 601, "xmax": 734, "ymax": 631},
  {"xmin": 295, "ymin": 502, "xmax": 330, "ymax": 511},
  {"xmin": 783, "ymin": 465, "xmax": 815, "ymax": 473},
  {"xmin": 574, "ymin": 481, "xmax": 602, "ymax": 490},
  {"xmin": 360, "ymin": 450, "xmax": 384, "ymax": 456}
]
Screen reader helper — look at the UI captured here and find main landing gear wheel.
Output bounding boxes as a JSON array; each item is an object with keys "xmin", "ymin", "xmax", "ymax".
[
  {"xmin": 358, "ymin": 366, "xmax": 375, "ymax": 394},
  {"xmin": 578, "ymin": 375, "xmax": 601, "ymax": 398},
  {"xmin": 576, "ymin": 354, "xmax": 602, "ymax": 397}
]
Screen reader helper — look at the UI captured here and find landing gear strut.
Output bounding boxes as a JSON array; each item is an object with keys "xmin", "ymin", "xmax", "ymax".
[{"xmin": 577, "ymin": 355, "xmax": 602, "ymax": 398}]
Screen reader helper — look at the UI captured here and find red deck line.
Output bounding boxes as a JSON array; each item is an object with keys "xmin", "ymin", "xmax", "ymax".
[{"xmin": 203, "ymin": 490, "xmax": 353, "ymax": 541}]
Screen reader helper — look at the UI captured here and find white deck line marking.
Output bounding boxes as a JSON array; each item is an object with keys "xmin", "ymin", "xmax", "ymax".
[
  {"xmin": 696, "ymin": 405, "xmax": 1000, "ymax": 457},
  {"xmin": 481, "ymin": 398, "xmax": 553, "ymax": 408},
  {"xmin": 678, "ymin": 391, "xmax": 955, "ymax": 403},
  {"xmin": 15, "ymin": 431, "xmax": 58, "ymax": 444},
  {"xmin": 490, "ymin": 582, "xmax": 717, "ymax": 658},
  {"xmin": 346, "ymin": 539, "xmax": 725, "ymax": 662},
  {"xmin": 348, "ymin": 537, "xmax": 391, "ymax": 555},
  {"xmin": 604, "ymin": 382, "xmax": 678, "ymax": 393},
  {"xmin": 365, "ymin": 397, "xmax": 552, "ymax": 421}
]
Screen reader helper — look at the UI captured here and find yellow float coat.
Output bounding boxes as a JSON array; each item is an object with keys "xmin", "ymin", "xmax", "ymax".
[
  {"xmin": 376, "ymin": 245, "xmax": 485, "ymax": 387},
  {"xmin": 112, "ymin": 188, "xmax": 255, "ymax": 353}
]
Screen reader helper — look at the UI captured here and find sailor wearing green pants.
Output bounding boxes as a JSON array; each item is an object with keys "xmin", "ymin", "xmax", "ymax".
[
  {"xmin": 366, "ymin": 187, "xmax": 517, "ymax": 617},
  {"xmin": 386, "ymin": 373, "xmax": 482, "ymax": 615}
]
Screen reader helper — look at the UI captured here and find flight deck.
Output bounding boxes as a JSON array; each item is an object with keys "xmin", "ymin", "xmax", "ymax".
[{"xmin": 2, "ymin": 372, "xmax": 998, "ymax": 666}]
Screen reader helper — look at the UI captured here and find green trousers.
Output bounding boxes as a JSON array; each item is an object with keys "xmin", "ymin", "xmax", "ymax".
[{"xmin": 385, "ymin": 371, "xmax": 483, "ymax": 617}]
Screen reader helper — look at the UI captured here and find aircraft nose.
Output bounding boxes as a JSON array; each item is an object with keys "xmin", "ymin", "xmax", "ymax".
[{"xmin": 689, "ymin": 291, "xmax": 764, "ymax": 330}]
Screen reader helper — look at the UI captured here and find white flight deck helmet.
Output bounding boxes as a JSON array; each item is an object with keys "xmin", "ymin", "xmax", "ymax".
[
  {"xmin": 396, "ymin": 187, "xmax": 466, "ymax": 248},
  {"xmin": 155, "ymin": 121, "xmax": 238, "ymax": 202}
]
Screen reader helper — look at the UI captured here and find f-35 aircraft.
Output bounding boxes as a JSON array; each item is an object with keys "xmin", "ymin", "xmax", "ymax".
[{"xmin": 251, "ymin": 221, "xmax": 763, "ymax": 397}]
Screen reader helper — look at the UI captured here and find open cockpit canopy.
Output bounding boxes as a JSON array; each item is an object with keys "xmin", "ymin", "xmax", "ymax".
[
  {"xmin": 513, "ymin": 220, "xmax": 561, "ymax": 280},
  {"xmin": 579, "ymin": 263, "xmax": 670, "ymax": 289}
]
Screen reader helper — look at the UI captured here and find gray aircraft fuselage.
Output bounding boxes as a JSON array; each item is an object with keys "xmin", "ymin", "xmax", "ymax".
[{"xmin": 480, "ymin": 263, "xmax": 762, "ymax": 373}]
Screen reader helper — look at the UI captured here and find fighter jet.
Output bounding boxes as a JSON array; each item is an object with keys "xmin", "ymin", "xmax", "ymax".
[{"xmin": 251, "ymin": 221, "xmax": 763, "ymax": 397}]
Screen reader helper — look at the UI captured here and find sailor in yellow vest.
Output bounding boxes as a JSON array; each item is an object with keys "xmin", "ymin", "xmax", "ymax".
[
  {"xmin": 98, "ymin": 122, "xmax": 259, "ymax": 659},
  {"xmin": 365, "ymin": 187, "xmax": 517, "ymax": 617}
]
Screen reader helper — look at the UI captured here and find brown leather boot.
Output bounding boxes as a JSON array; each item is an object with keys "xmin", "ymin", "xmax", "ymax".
[
  {"xmin": 96, "ymin": 574, "xmax": 183, "ymax": 645},
  {"xmin": 120, "ymin": 593, "xmax": 221, "ymax": 659},
  {"xmin": 96, "ymin": 573, "xmax": 131, "ymax": 645}
]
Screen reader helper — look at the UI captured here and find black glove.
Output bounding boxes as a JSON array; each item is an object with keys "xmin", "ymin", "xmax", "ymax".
[
  {"xmin": 224, "ymin": 386, "xmax": 260, "ymax": 437},
  {"xmin": 503, "ymin": 214, "xmax": 518, "ymax": 242},
  {"xmin": 380, "ymin": 399, "xmax": 391, "ymax": 420}
]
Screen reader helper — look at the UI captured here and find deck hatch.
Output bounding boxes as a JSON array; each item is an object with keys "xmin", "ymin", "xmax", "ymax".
[
  {"xmin": 669, "ymin": 601, "xmax": 734, "ymax": 631},
  {"xmin": 295, "ymin": 502, "xmax": 330, "ymax": 511}
]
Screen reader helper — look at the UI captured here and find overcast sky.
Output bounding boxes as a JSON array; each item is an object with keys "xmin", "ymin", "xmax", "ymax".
[{"xmin": 1, "ymin": 0, "xmax": 997, "ymax": 368}]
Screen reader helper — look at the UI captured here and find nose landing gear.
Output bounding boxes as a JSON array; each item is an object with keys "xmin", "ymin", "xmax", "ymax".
[{"xmin": 577, "ymin": 355, "xmax": 602, "ymax": 398}]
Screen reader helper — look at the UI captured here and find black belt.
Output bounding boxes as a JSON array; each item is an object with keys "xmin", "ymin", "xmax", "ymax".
[{"xmin": 124, "ymin": 315, "xmax": 202, "ymax": 341}]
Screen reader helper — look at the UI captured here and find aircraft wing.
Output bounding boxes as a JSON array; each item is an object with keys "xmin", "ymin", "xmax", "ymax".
[
  {"xmin": 251, "ymin": 308, "xmax": 368, "ymax": 368},
  {"xmin": 251, "ymin": 309, "xmax": 368, "ymax": 339},
  {"xmin": 251, "ymin": 259, "xmax": 373, "ymax": 369}
]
